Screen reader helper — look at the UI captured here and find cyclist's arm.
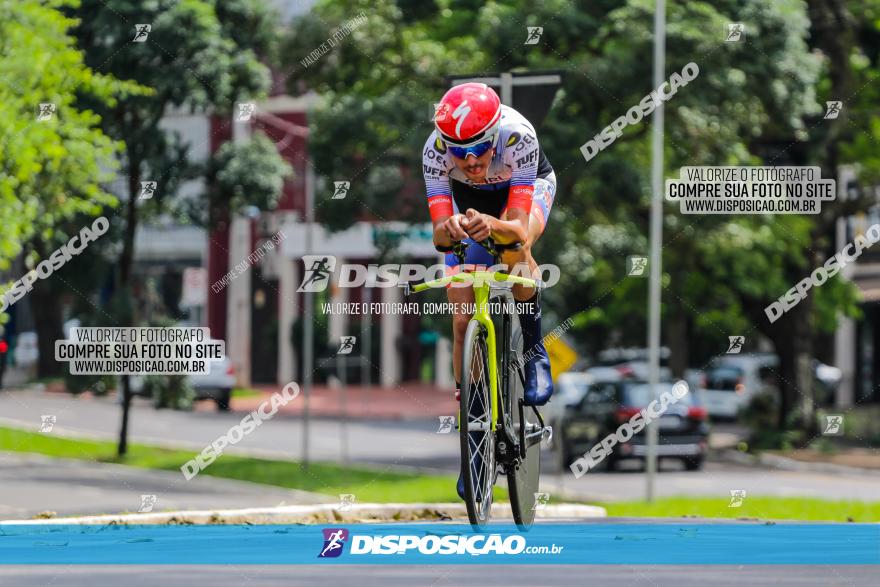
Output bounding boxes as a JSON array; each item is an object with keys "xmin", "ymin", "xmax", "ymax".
[
  {"xmin": 462, "ymin": 208, "xmax": 528, "ymax": 244},
  {"xmin": 423, "ymin": 134, "xmax": 465, "ymax": 247},
  {"xmin": 478, "ymin": 126, "xmax": 541, "ymax": 244}
]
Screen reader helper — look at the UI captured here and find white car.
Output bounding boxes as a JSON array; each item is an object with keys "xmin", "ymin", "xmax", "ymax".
[
  {"xmin": 13, "ymin": 332, "xmax": 39, "ymax": 367},
  {"xmin": 188, "ymin": 355, "xmax": 236, "ymax": 411},
  {"xmin": 699, "ymin": 353, "xmax": 842, "ymax": 419},
  {"xmin": 124, "ymin": 342, "xmax": 236, "ymax": 411}
]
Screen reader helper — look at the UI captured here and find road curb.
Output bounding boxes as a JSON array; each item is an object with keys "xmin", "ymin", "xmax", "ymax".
[
  {"xmin": 1, "ymin": 503, "xmax": 606, "ymax": 525},
  {"xmin": 716, "ymin": 448, "xmax": 880, "ymax": 476}
]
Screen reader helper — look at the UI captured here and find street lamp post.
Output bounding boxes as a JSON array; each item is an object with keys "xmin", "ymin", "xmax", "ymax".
[{"xmin": 645, "ymin": 0, "xmax": 666, "ymax": 502}]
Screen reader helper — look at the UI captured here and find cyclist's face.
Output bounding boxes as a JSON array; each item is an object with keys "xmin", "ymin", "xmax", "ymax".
[{"xmin": 451, "ymin": 148, "xmax": 494, "ymax": 181}]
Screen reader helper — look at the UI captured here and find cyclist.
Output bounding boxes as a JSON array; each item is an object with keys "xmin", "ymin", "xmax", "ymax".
[{"xmin": 422, "ymin": 82, "xmax": 556, "ymax": 498}]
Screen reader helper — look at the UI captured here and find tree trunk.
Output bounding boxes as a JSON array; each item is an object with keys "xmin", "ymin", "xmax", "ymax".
[
  {"xmin": 30, "ymin": 283, "xmax": 65, "ymax": 379},
  {"xmin": 117, "ymin": 158, "xmax": 140, "ymax": 457},
  {"xmin": 666, "ymin": 306, "xmax": 688, "ymax": 379}
]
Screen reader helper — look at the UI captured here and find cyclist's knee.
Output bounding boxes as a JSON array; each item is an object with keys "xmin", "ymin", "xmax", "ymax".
[{"xmin": 452, "ymin": 312, "xmax": 472, "ymax": 340}]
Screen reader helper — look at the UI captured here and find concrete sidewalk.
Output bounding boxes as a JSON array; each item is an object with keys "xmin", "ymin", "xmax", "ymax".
[{"xmin": 240, "ymin": 383, "xmax": 456, "ymax": 420}]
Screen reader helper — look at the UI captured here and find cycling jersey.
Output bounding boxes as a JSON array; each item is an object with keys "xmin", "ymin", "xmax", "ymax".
[{"xmin": 423, "ymin": 105, "xmax": 554, "ymax": 224}]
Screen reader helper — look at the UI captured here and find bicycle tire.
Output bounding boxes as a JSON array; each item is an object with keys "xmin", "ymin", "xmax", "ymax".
[
  {"xmin": 460, "ymin": 319, "xmax": 495, "ymax": 530},
  {"xmin": 506, "ymin": 314, "xmax": 541, "ymax": 530}
]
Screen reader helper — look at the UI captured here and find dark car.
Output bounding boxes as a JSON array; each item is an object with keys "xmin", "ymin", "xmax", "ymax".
[{"xmin": 557, "ymin": 380, "xmax": 710, "ymax": 472}]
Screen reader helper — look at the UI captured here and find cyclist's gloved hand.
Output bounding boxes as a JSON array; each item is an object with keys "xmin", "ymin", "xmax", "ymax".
[
  {"xmin": 518, "ymin": 293, "xmax": 554, "ymax": 406},
  {"xmin": 441, "ymin": 214, "xmax": 469, "ymax": 242},
  {"xmin": 463, "ymin": 208, "xmax": 491, "ymax": 242}
]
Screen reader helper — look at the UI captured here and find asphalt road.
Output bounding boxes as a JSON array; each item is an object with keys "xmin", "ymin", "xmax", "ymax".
[
  {"xmin": 2, "ymin": 388, "xmax": 879, "ymax": 518},
  {"xmin": 0, "ymin": 565, "xmax": 874, "ymax": 586},
  {"xmin": 0, "ymin": 452, "xmax": 324, "ymax": 519}
]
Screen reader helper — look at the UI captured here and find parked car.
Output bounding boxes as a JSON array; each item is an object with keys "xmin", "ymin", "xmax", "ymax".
[
  {"xmin": 557, "ymin": 379, "xmax": 710, "ymax": 471},
  {"xmin": 543, "ymin": 372, "xmax": 593, "ymax": 448},
  {"xmin": 13, "ymin": 332, "xmax": 39, "ymax": 367},
  {"xmin": 125, "ymin": 343, "xmax": 236, "ymax": 411},
  {"xmin": 698, "ymin": 353, "xmax": 842, "ymax": 419},
  {"xmin": 189, "ymin": 355, "xmax": 236, "ymax": 411}
]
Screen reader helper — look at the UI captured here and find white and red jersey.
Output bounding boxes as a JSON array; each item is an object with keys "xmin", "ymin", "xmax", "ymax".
[{"xmin": 423, "ymin": 105, "xmax": 554, "ymax": 222}]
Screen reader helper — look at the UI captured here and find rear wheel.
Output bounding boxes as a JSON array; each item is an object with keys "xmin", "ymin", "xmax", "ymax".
[
  {"xmin": 505, "ymin": 315, "xmax": 541, "ymax": 531},
  {"xmin": 460, "ymin": 320, "xmax": 495, "ymax": 530}
]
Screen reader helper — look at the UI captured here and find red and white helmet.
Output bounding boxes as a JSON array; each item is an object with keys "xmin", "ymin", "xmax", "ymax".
[{"xmin": 434, "ymin": 83, "xmax": 502, "ymax": 147}]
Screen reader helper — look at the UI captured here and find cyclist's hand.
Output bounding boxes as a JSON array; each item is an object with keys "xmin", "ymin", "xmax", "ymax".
[
  {"xmin": 441, "ymin": 214, "xmax": 468, "ymax": 242},
  {"xmin": 463, "ymin": 208, "xmax": 492, "ymax": 242}
]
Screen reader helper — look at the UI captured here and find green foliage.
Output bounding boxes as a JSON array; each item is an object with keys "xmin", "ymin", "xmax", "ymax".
[
  {"xmin": 0, "ymin": 0, "xmax": 136, "ymax": 272},
  {"xmin": 193, "ymin": 132, "xmax": 293, "ymax": 226},
  {"xmin": 281, "ymin": 0, "xmax": 848, "ymax": 367}
]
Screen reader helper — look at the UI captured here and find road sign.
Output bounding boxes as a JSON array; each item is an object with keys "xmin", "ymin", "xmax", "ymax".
[
  {"xmin": 546, "ymin": 337, "xmax": 577, "ymax": 382},
  {"xmin": 181, "ymin": 267, "xmax": 207, "ymax": 307}
]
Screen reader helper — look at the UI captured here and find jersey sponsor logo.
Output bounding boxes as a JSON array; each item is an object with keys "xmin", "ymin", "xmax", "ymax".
[
  {"xmin": 434, "ymin": 137, "xmax": 447, "ymax": 154},
  {"xmin": 423, "ymin": 164, "xmax": 447, "ymax": 177},
  {"xmin": 427, "ymin": 195, "xmax": 452, "ymax": 207},
  {"xmin": 515, "ymin": 150, "xmax": 538, "ymax": 166},
  {"xmin": 514, "ymin": 134, "xmax": 535, "ymax": 152},
  {"xmin": 506, "ymin": 132, "xmax": 522, "ymax": 148}
]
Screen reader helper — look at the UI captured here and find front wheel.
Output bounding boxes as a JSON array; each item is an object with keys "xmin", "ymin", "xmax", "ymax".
[{"xmin": 460, "ymin": 319, "xmax": 495, "ymax": 530}]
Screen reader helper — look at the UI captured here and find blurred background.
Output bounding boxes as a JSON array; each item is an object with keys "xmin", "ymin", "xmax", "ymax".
[{"xmin": 1, "ymin": 0, "xmax": 879, "ymax": 520}]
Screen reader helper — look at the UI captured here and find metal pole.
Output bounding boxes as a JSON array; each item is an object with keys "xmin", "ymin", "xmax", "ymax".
[
  {"xmin": 500, "ymin": 72, "xmax": 513, "ymax": 106},
  {"xmin": 361, "ymin": 287, "xmax": 371, "ymax": 386},
  {"xmin": 302, "ymin": 162, "xmax": 315, "ymax": 469},
  {"xmin": 645, "ymin": 0, "xmax": 666, "ymax": 502},
  {"xmin": 340, "ymin": 353, "xmax": 348, "ymax": 466}
]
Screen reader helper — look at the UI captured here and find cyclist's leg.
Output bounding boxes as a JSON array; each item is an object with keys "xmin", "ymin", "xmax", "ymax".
[{"xmin": 499, "ymin": 175, "xmax": 557, "ymax": 406}]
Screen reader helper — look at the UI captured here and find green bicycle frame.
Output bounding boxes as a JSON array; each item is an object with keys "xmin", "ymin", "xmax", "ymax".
[{"xmin": 410, "ymin": 270, "xmax": 539, "ymax": 431}]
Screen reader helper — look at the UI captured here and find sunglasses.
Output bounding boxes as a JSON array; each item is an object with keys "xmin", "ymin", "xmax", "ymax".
[{"xmin": 448, "ymin": 139, "xmax": 495, "ymax": 159}]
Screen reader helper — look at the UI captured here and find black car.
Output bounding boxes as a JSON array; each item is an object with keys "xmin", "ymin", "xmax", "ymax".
[{"xmin": 557, "ymin": 380, "xmax": 710, "ymax": 472}]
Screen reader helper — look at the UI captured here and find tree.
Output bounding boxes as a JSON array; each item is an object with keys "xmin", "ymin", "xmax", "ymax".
[
  {"xmin": 0, "ymin": 0, "xmax": 139, "ymax": 360},
  {"xmin": 68, "ymin": 0, "xmax": 287, "ymax": 455},
  {"xmin": 283, "ymin": 0, "xmax": 880, "ymax": 438}
]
